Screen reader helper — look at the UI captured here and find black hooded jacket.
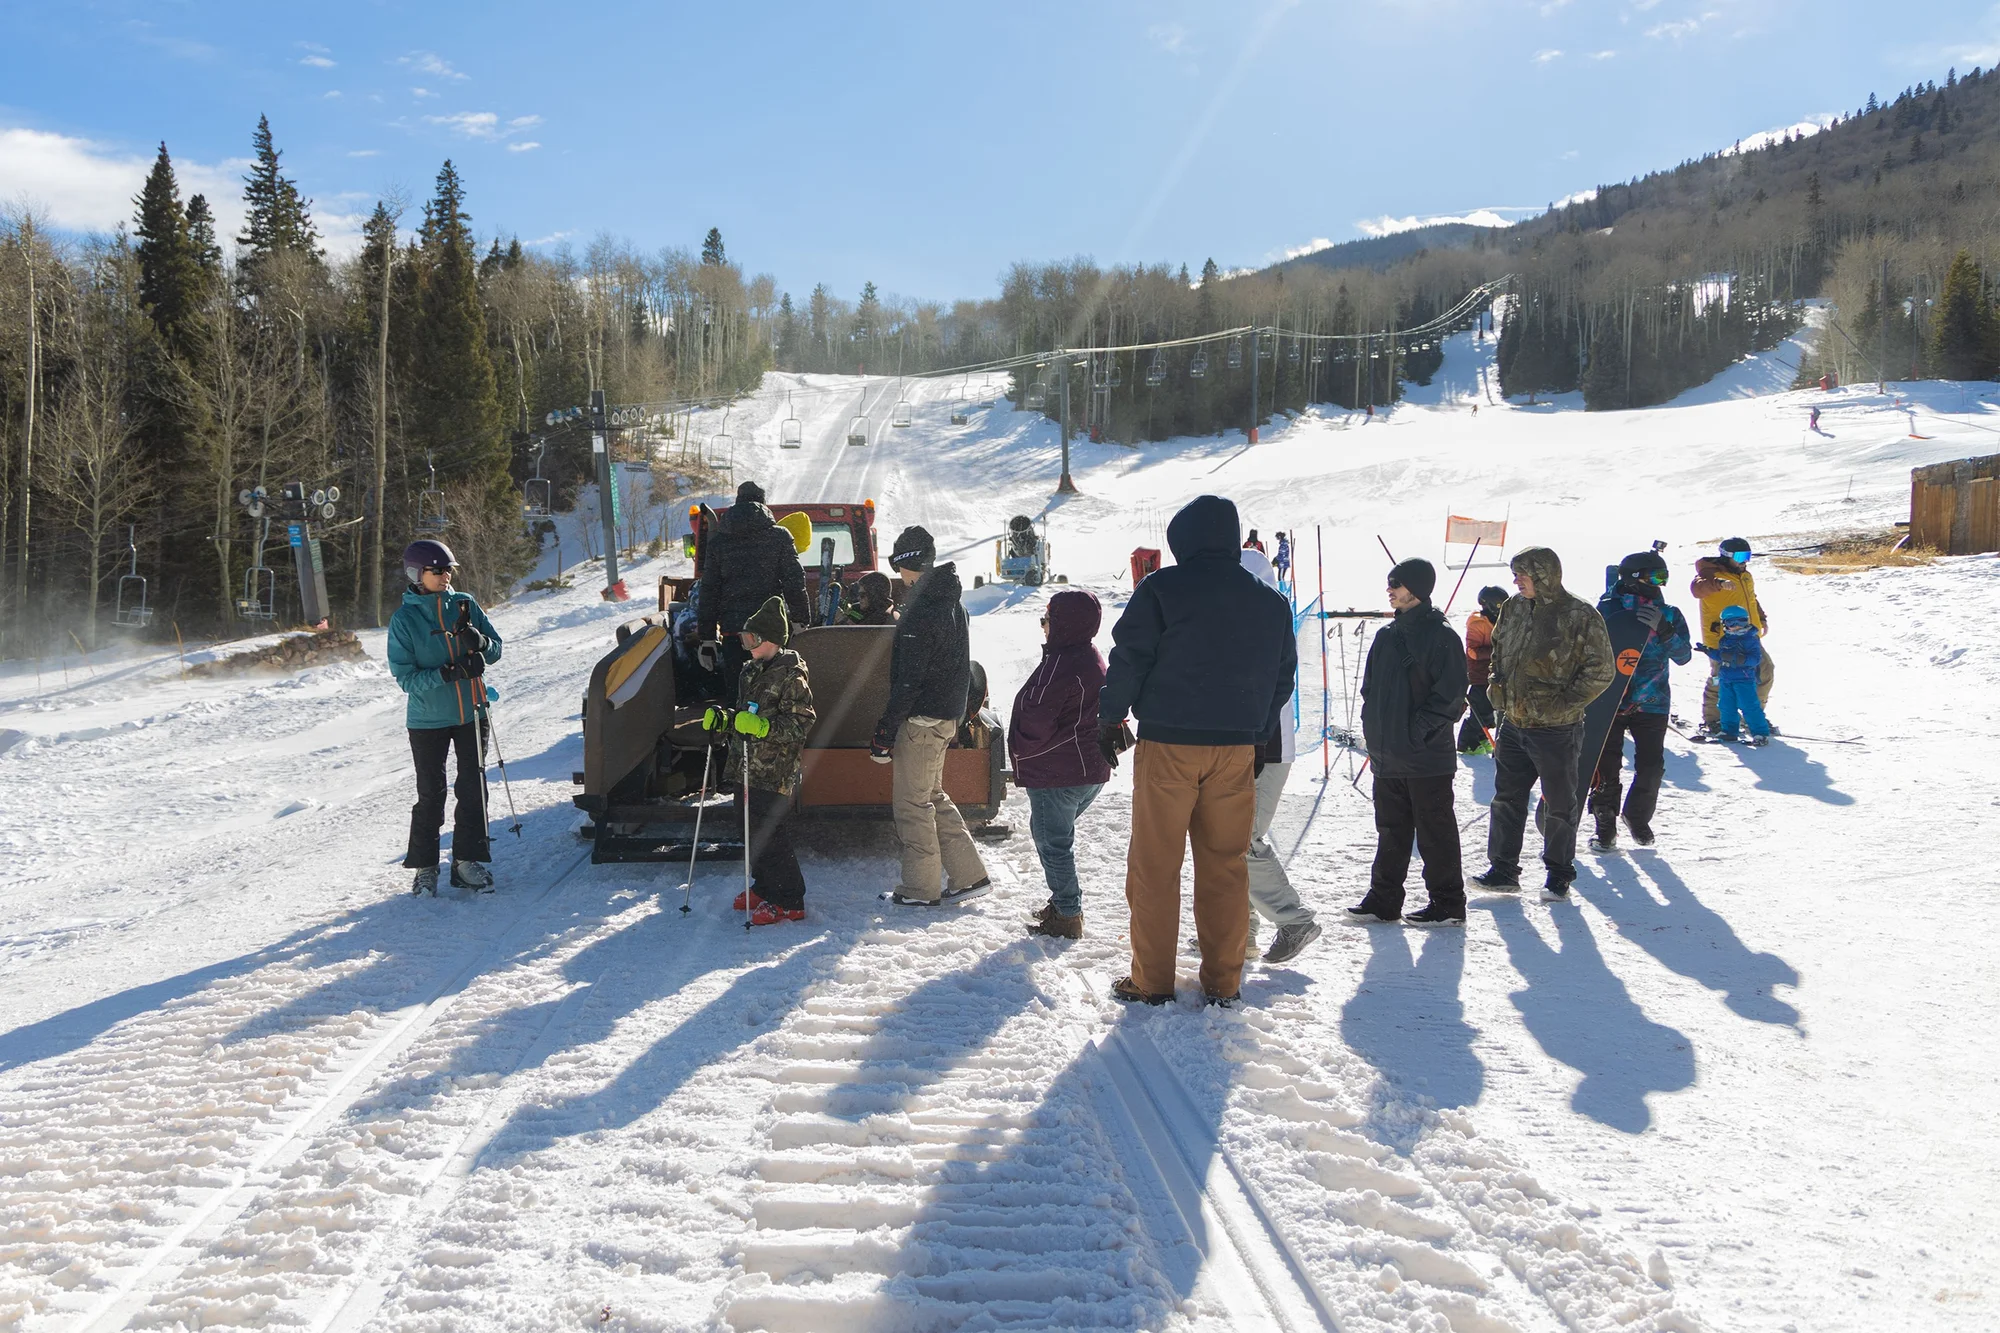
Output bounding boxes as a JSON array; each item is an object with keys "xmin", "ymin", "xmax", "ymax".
[
  {"xmin": 880, "ymin": 561, "xmax": 972, "ymax": 735},
  {"xmin": 1099, "ymin": 495, "xmax": 1295, "ymax": 747},
  {"xmin": 1360, "ymin": 601, "xmax": 1468, "ymax": 778},
  {"xmin": 696, "ymin": 500, "xmax": 809, "ymax": 637}
]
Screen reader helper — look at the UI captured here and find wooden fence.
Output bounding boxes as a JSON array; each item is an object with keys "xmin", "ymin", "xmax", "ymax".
[{"xmin": 1910, "ymin": 454, "xmax": 2000, "ymax": 555}]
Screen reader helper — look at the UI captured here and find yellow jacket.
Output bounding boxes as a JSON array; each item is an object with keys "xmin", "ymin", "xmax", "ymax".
[{"xmin": 1689, "ymin": 557, "xmax": 1767, "ymax": 649}]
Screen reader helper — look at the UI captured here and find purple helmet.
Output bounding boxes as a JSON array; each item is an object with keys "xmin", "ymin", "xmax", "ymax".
[{"xmin": 403, "ymin": 538, "xmax": 457, "ymax": 588}]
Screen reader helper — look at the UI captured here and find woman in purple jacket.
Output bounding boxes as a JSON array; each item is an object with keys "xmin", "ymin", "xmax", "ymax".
[{"xmin": 1012, "ymin": 589, "xmax": 1112, "ymax": 939}]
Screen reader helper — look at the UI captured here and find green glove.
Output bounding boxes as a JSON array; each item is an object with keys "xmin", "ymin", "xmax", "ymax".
[
  {"xmin": 733, "ymin": 710, "xmax": 771, "ymax": 739},
  {"xmin": 702, "ymin": 706, "xmax": 734, "ymax": 733}
]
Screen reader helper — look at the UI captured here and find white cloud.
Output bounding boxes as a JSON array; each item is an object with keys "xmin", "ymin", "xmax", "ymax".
[
  {"xmin": 300, "ymin": 54, "xmax": 335, "ymax": 68},
  {"xmin": 1646, "ymin": 18, "xmax": 1700, "ymax": 39},
  {"xmin": 1562, "ymin": 148, "xmax": 1580, "ymax": 159},
  {"xmin": 1590, "ymin": 48, "xmax": 1618, "ymax": 58},
  {"xmin": 427, "ymin": 111, "xmax": 500, "ymax": 139},
  {"xmin": 507, "ymin": 141, "xmax": 541, "ymax": 153},
  {"xmin": 1539, "ymin": 0, "xmax": 1573, "ymax": 14},
  {"xmin": 0, "ymin": 124, "xmax": 379, "ymax": 259},
  {"xmin": 508, "ymin": 115, "xmax": 542, "ymax": 130},
  {"xmin": 1277, "ymin": 237, "xmax": 1336, "ymax": 261},
  {"xmin": 1147, "ymin": 22, "xmax": 1191, "ymax": 55},
  {"xmin": 323, "ymin": 90, "xmax": 342, "ymax": 99},
  {"xmin": 347, "ymin": 149, "xmax": 380, "ymax": 158},
  {"xmin": 1534, "ymin": 48, "xmax": 1564, "ymax": 62},
  {"xmin": 1354, "ymin": 208, "xmax": 1532, "ymax": 236},
  {"xmin": 400, "ymin": 51, "xmax": 467, "ymax": 80},
  {"xmin": 1631, "ymin": 0, "xmax": 1664, "ymax": 9},
  {"xmin": 526, "ymin": 230, "xmax": 574, "ymax": 247},
  {"xmin": 411, "ymin": 87, "xmax": 436, "ymax": 99}
]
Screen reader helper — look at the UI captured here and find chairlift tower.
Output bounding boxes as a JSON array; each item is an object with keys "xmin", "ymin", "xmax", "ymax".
[
  {"xmin": 235, "ymin": 478, "xmax": 342, "ymax": 625},
  {"xmin": 591, "ymin": 388, "xmax": 630, "ymax": 601}
]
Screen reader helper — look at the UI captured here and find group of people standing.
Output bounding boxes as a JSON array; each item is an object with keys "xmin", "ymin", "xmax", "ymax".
[{"xmin": 385, "ymin": 480, "xmax": 1777, "ymax": 1009}]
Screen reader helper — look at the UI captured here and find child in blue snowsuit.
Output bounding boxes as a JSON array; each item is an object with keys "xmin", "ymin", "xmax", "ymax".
[{"xmin": 1695, "ymin": 605, "xmax": 1770, "ymax": 744}]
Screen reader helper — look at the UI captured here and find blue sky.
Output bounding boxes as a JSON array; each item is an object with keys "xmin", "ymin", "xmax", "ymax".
[{"xmin": 2, "ymin": 0, "xmax": 1993, "ymax": 303}]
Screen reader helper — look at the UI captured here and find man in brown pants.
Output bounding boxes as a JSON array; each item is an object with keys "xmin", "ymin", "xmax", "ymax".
[
  {"xmin": 872, "ymin": 525, "xmax": 990, "ymax": 907},
  {"xmin": 1098, "ymin": 496, "xmax": 1296, "ymax": 1005}
]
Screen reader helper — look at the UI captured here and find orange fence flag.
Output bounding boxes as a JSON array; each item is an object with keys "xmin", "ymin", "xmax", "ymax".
[{"xmin": 1445, "ymin": 515, "xmax": 1508, "ymax": 546}]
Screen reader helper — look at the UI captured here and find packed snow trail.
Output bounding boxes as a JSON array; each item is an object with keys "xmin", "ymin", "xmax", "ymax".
[{"xmin": 5, "ymin": 317, "xmax": 1999, "ymax": 1330}]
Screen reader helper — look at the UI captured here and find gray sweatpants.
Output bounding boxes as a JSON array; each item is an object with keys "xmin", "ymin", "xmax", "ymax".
[{"xmin": 1247, "ymin": 762, "xmax": 1316, "ymax": 938}]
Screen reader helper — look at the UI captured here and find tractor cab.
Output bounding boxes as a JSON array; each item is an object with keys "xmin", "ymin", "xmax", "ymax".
[{"xmin": 665, "ymin": 499, "xmax": 880, "ymax": 619}]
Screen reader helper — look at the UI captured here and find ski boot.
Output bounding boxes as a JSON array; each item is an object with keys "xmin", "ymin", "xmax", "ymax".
[
  {"xmin": 1587, "ymin": 816, "xmax": 1619, "ymax": 854},
  {"xmin": 412, "ymin": 866, "xmax": 439, "ymax": 897},
  {"xmin": 450, "ymin": 860, "xmax": 495, "ymax": 892}
]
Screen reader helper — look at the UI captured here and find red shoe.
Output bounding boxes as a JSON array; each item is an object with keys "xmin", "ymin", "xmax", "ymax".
[
  {"xmin": 748, "ymin": 900, "xmax": 805, "ymax": 926},
  {"xmin": 732, "ymin": 889, "xmax": 767, "ymax": 911}
]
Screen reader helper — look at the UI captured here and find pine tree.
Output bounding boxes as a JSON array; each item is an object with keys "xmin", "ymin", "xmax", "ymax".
[
  {"xmin": 856, "ymin": 281, "xmax": 880, "ymax": 339},
  {"xmin": 407, "ymin": 160, "xmax": 502, "ymax": 487},
  {"xmin": 479, "ymin": 238, "xmax": 504, "ymax": 279},
  {"xmin": 1911, "ymin": 133, "xmax": 1925, "ymax": 162},
  {"xmin": 1930, "ymin": 251, "xmax": 1996, "ymax": 380},
  {"xmin": 237, "ymin": 114, "xmax": 321, "ymax": 288},
  {"xmin": 132, "ymin": 143, "xmax": 204, "ymax": 352},
  {"xmin": 701, "ymin": 227, "xmax": 726, "ymax": 265},
  {"xmin": 1198, "ymin": 258, "xmax": 1220, "ymax": 332},
  {"xmin": 185, "ymin": 194, "xmax": 222, "ymax": 272}
]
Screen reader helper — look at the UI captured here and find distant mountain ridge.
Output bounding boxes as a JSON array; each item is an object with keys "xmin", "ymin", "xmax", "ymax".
[{"xmin": 1272, "ymin": 223, "xmax": 1500, "ymax": 276}]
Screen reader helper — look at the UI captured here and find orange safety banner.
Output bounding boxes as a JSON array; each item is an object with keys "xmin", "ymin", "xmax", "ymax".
[{"xmin": 1445, "ymin": 515, "xmax": 1507, "ymax": 545}]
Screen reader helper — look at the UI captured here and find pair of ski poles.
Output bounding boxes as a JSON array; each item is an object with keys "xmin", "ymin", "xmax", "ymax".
[
  {"xmin": 446, "ymin": 602, "xmax": 524, "ymax": 847},
  {"xmin": 677, "ymin": 713, "xmax": 757, "ymax": 930}
]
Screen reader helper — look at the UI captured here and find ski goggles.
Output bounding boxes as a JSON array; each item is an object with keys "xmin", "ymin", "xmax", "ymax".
[
  {"xmin": 1728, "ymin": 550, "xmax": 1752, "ymax": 564},
  {"xmin": 1645, "ymin": 569, "xmax": 1669, "ymax": 586}
]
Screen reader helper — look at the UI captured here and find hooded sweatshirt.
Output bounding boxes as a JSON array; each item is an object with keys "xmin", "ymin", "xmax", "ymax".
[
  {"xmin": 1360, "ymin": 596, "xmax": 1467, "ymax": 778},
  {"xmin": 1009, "ymin": 589, "xmax": 1111, "ymax": 788},
  {"xmin": 1241, "ymin": 547, "xmax": 1297, "ymax": 763},
  {"xmin": 1099, "ymin": 495, "xmax": 1296, "ymax": 748},
  {"xmin": 1487, "ymin": 546, "xmax": 1616, "ymax": 729}
]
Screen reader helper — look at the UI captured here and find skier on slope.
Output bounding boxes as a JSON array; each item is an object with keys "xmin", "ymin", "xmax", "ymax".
[
  {"xmin": 1240, "ymin": 548, "xmax": 1321, "ymax": 960},
  {"xmin": 874, "ymin": 526, "xmax": 991, "ymax": 907},
  {"xmin": 711, "ymin": 596, "xmax": 817, "ymax": 925},
  {"xmin": 1011, "ymin": 588, "xmax": 1111, "ymax": 940},
  {"xmin": 1588, "ymin": 552, "xmax": 1692, "ymax": 851},
  {"xmin": 1477, "ymin": 547, "xmax": 1615, "ymax": 901},
  {"xmin": 1690, "ymin": 537, "xmax": 1773, "ymax": 733},
  {"xmin": 387, "ymin": 539, "xmax": 504, "ymax": 896},
  {"xmin": 1347, "ymin": 558, "xmax": 1469, "ymax": 926},
  {"xmin": 1457, "ymin": 585, "xmax": 1507, "ymax": 754},
  {"xmin": 694, "ymin": 480, "xmax": 809, "ymax": 692},
  {"xmin": 1694, "ymin": 607, "xmax": 1772, "ymax": 745}
]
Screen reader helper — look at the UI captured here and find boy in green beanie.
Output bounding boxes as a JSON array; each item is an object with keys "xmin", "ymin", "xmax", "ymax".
[{"xmin": 705, "ymin": 595, "xmax": 817, "ymax": 923}]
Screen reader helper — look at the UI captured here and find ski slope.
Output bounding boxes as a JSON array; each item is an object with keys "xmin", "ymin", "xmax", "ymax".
[{"xmin": 3, "ymin": 323, "xmax": 1997, "ymax": 1333}]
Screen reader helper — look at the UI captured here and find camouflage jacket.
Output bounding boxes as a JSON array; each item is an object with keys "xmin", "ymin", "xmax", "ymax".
[
  {"xmin": 725, "ymin": 649, "xmax": 817, "ymax": 793},
  {"xmin": 1488, "ymin": 547, "xmax": 1616, "ymax": 729}
]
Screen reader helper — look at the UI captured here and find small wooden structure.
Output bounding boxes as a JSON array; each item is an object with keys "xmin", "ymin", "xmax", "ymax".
[{"xmin": 1910, "ymin": 454, "xmax": 2000, "ymax": 555}]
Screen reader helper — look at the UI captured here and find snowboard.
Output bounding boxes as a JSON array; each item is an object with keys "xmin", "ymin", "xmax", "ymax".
[{"xmin": 1575, "ymin": 574, "xmax": 1658, "ymax": 824}]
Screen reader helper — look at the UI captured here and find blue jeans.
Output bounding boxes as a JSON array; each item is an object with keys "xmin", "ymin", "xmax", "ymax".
[
  {"xmin": 1027, "ymin": 783, "xmax": 1104, "ymax": 916},
  {"xmin": 1717, "ymin": 678, "xmax": 1770, "ymax": 737}
]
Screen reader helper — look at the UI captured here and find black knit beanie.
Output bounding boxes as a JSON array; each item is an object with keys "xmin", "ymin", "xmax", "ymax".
[
  {"xmin": 1389, "ymin": 557, "xmax": 1438, "ymax": 601},
  {"xmin": 889, "ymin": 525, "xmax": 936, "ymax": 571}
]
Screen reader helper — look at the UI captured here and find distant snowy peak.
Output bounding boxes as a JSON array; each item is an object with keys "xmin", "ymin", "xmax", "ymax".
[{"xmin": 1720, "ymin": 115, "xmax": 1838, "ymax": 157}]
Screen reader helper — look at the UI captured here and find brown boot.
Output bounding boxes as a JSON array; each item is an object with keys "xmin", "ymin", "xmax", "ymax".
[{"xmin": 1027, "ymin": 908, "xmax": 1082, "ymax": 939}]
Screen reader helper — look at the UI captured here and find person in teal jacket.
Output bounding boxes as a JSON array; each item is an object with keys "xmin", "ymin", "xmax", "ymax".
[{"xmin": 387, "ymin": 539, "xmax": 504, "ymax": 895}]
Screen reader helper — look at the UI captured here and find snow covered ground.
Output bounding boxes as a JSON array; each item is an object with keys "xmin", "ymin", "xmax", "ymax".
[{"xmin": 3, "ymin": 324, "xmax": 1997, "ymax": 1332}]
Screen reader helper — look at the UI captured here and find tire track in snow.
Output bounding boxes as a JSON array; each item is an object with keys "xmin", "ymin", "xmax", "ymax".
[{"xmin": 52, "ymin": 848, "xmax": 593, "ymax": 1333}]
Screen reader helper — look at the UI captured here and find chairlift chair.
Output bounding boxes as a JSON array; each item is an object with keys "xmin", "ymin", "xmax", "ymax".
[
  {"xmin": 112, "ymin": 525, "xmax": 153, "ymax": 629},
  {"xmin": 523, "ymin": 476, "xmax": 552, "ymax": 519},
  {"xmin": 1227, "ymin": 337, "xmax": 1244, "ymax": 370},
  {"xmin": 846, "ymin": 414, "xmax": 870, "ymax": 446},
  {"xmin": 1145, "ymin": 352, "xmax": 1168, "ymax": 388},
  {"xmin": 1025, "ymin": 381, "xmax": 1047, "ymax": 410},
  {"xmin": 892, "ymin": 399, "xmax": 913, "ymax": 428},
  {"xmin": 1189, "ymin": 350, "xmax": 1209, "ymax": 379},
  {"xmin": 1287, "ymin": 340, "xmax": 1301, "ymax": 365},
  {"xmin": 416, "ymin": 452, "xmax": 448, "ymax": 533},
  {"xmin": 780, "ymin": 391, "xmax": 803, "ymax": 448},
  {"xmin": 238, "ymin": 562, "xmax": 277, "ymax": 621}
]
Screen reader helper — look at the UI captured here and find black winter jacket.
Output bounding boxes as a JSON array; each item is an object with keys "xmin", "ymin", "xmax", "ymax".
[
  {"xmin": 696, "ymin": 501, "xmax": 809, "ymax": 637},
  {"xmin": 1360, "ymin": 602, "xmax": 1469, "ymax": 778},
  {"xmin": 880, "ymin": 562, "xmax": 972, "ymax": 736},
  {"xmin": 1100, "ymin": 495, "xmax": 1295, "ymax": 747}
]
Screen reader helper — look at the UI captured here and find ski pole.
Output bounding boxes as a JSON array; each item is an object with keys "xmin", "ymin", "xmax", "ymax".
[
  {"xmin": 480, "ymin": 695, "xmax": 524, "ymax": 838},
  {"xmin": 678, "ymin": 739, "xmax": 715, "ymax": 915},
  {"xmin": 1317, "ymin": 524, "xmax": 1328, "ymax": 781},
  {"xmin": 1442, "ymin": 537, "xmax": 1481, "ymax": 613},
  {"xmin": 1376, "ymin": 535, "xmax": 1398, "ymax": 565},
  {"xmin": 741, "ymin": 735, "xmax": 754, "ymax": 931}
]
